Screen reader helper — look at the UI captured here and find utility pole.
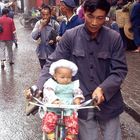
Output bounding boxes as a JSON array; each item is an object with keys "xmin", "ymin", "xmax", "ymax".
[{"xmin": 20, "ymin": 0, "xmax": 24, "ymax": 12}]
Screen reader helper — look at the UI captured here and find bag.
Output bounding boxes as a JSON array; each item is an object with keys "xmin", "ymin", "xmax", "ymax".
[
  {"xmin": 24, "ymin": 88, "xmax": 42, "ymax": 116},
  {"xmin": 0, "ymin": 24, "xmax": 3, "ymax": 33},
  {"xmin": 25, "ymin": 96, "xmax": 42, "ymax": 116}
]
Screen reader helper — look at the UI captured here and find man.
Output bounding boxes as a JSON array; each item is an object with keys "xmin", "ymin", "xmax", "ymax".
[
  {"xmin": 31, "ymin": 4, "xmax": 60, "ymax": 69},
  {"xmin": 0, "ymin": 8, "xmax": 16, "ymax": 68},
  {"xmin": 56, "ymin": 0, "xmax": 84, "ymax": 41},
  {"xmin": 0, "ymin": 0, "xmax": 14, "ymax": 16},
  {"xmin": 130, "ymin": 0, "xmax": 140, "ymax": 52},
  {"xmin": 0, "ymin": 0, "xmax": 5, "ymax": 15},
  {"xmin": 26, "ymin": 0, "xmax": 128, "ymax": 139}
]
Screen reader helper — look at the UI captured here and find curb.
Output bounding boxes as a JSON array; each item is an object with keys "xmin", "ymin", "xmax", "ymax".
[{"xmin": 124, "ymin": 102, "xmax": 140, "ymax": 123}]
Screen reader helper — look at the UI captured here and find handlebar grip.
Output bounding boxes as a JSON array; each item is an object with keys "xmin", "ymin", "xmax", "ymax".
[{"xmin": 92, "ymin": 96, "xmax": 98, "ymax": 106}]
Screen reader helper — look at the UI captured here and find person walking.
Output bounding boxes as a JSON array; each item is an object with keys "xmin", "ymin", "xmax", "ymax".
[
  {"xmin": 0, "ymin": 0, "xmax": 5, "ymax": 15},
  {"xmin": 130, "ymin": 0, "xmax": 140, "ymax": 53},
  {"xmin": 31, "ymin": 4, "xmax": 60, "ymax": 69},
  {"xmin": 0, "ymin": 8, "xmax": 16, "ymax": 68},
  {"xmin": 25, "ymin": 0, "xmax": 128, "ymax": 139}
]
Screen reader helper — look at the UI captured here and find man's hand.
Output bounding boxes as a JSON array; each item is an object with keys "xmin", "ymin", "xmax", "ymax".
[
  {"xmin": 92, "ymin": 87, "xmax": 105, "ymax": 105},
  {"xmin": 24, "ymin": 86, "xmax": 42, "ymax": 100},
  {"xmin": 24, "ymin": 88, "xmax": 33, "ymax": 100},
  {"xmin": 40, "ymin": 19, "xmax": 48, "ymax": 27},
  {"xmin": 56, "ymin": 36, "xmax": 62, "ymax": 42},
  {"xmin": 48, "ymin": 40, "xmax": 54, "ymax": 45}
]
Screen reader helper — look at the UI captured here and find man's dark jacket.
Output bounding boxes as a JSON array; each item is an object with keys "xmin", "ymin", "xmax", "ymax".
[{"xmin": 37, "ymin": 24, "xmax": 128, "ymax": 121}]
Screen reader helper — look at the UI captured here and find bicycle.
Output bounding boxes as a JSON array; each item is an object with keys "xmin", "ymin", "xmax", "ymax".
[
  {"xmin": 30, "ymin": 97, "xmax": 100, "ymax": 140},
  {"xmin": 19, "ymin": 9, "xmax": 41, "ymax": 29}
]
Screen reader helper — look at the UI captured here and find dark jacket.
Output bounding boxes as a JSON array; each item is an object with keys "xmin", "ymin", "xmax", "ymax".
[
  {"xmin": 37, "ymin": 24, "xmax": 128, "ymax": 121},
  {"xmin": 58, "ymin": 14, "xmax": 83, "ymax": 36},
  {"xmin": 130, "ymin": 2, "xmax": 140, "ymax": 26}
]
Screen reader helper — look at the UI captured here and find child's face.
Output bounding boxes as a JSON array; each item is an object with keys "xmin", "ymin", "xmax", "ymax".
[{"xmin": 54, "ymin": 67, "xmax": 72, "ymax": 84}]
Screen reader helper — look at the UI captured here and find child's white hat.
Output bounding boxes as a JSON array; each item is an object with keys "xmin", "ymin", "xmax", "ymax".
[{"xmin": 49, "ymin": 59, "xmax": 78, "ymax": 76}]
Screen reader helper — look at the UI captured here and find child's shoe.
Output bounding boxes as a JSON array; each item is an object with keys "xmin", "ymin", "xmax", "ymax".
[
  {"xmin": 65, "ymin": 134, "xmax": 76, "ymax": 140},
  {"xmin": 47, "ymin": 132, "xmax": 55, "ymax": 140}
]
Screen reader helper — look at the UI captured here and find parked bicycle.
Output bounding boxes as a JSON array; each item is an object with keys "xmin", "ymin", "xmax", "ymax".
[
  {"xmin": 30, "ymin": 97, "xmax": 100, "ymax": 140},
  {"xmin": 19, "ymin": 9, "xmax": 41, "ymax": 29}
]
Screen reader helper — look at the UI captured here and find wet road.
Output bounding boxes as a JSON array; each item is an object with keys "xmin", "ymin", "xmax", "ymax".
[{"xmin": 0, "ymin": 16, "xmax": 140, "ymax": 140}]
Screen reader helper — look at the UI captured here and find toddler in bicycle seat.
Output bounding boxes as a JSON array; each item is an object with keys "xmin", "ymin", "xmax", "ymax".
[{"xmin": 41, "ymin": 59, "xmax": 85, "ymax": 140}]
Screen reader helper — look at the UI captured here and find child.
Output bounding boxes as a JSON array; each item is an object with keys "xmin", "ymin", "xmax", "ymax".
[{"xmin": 41, "ymin": 59, "xmax": 85, "ymax": 140}]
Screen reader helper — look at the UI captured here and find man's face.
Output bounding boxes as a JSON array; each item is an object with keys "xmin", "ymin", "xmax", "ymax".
[
  {"xmin": 41, "ymin": 9, "xmax": 51, "ymax": 21},
  {"xmin": 84, "ymin": 9, "xmax": 106, "ymax": 36},
  {"xmin": 59, "ymin": 2, "xmax": 68, "ymax": 15}
]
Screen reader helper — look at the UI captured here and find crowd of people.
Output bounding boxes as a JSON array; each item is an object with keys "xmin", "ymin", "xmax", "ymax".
[{"xmin": 108, "ymin": 0, "xmax": 140, "ymax": 52}]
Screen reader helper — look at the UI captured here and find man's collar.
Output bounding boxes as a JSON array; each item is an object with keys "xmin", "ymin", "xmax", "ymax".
[
  {"xmin": 83, "ymin": 24, "xmax": 104, "ymax": 44},
  {"xmin": 65, "ymin": 13, "xmax": 76, "ymax": 24}
]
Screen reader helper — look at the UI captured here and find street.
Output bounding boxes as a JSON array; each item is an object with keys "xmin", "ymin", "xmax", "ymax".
[{"xmin": 0, "ymin": 16, "xmax": 139, "ymax": 140}]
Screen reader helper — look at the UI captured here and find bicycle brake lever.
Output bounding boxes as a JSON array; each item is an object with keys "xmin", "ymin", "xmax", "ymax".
[
  {"xmin": 92, "ymin": 96, "xmax": 98, "ymax": 106},
  {"xmin": 92, "ymin": 96, "xmax": 101, "ymax": 111},
  {"xmin": 80, "ymin": 99, "xmax": 93, "ymax": 107}
]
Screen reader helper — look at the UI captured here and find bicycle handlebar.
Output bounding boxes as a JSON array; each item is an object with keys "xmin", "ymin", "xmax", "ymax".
[{"xmin": 29, "ymin": 97, "xmax": 100, "ymax": 111}]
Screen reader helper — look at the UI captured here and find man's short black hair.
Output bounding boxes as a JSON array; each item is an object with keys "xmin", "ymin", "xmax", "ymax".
[
  {"xmin": 41, "ymin": 4, "xmax": 51, "ymax": 14},
  {"xmin": 83, "ymin": 0, "xmax": 110, "ymax": 15},
  {"xmin": 2, "ymin": 8, "xmax": 9, "ymax": 15}
]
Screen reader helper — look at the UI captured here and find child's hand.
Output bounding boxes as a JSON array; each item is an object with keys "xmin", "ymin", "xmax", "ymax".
[
  {"xmin": 52, "ymin": 99, "xmax": 61, "ymax": 105},
  {"xmin": 73, "ymin": 98, "xmax": 82, "ymax": 105}
]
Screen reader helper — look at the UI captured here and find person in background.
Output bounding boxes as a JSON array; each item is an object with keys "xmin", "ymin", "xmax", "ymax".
[
  {"xmin": 25, "ymin": 1, "xmax": 128, "ymax": 139},
  {"xmin": 105, "ymin": 16, "xmax": 120, "ymax": 33},
  {"xmin": 130, "ymin": 0, "xmax": 140, "ymax": 52},
  {"xmin": 0, "ymin": 0, "xmax": 5, "ymax": 15},
  {"xmin": 51, "ymin": 6, "xmax": 58, "ymax": 21},
  {"xmin": 31, "ymin": 4, "xmax": 60, "ymax": 69},
  {"xmin": 7, "ymin": 0, "xmax": 18, "ymax": 48},
  {"xmin": 0, "ymin": 8, "xmax": 16, "ymax": 68},
  {"xmin": 56, "ymin": 0, "xmax": 84, "ymax": 42},
  {"xmin": 41, "ymin": 59, "xmax": 85, "ymax": 140},
  {"xmin": 76, "ymin": 0, "xmax": 85, "ymax": 21}
]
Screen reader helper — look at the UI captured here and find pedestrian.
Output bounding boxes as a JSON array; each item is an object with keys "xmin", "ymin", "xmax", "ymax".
[
  {"xmin": 0, "ymin": 0, "xmax": 5, "ymax": 15},
  {"xmin": 56, "ymin": 0, "xmax": 84, "ymax": 42},
  {"xmin": 130, "ymin": 0, "xmax": 140, "ymax": 53},
  {"xmin": 31, "ymin": 4, "xmax": 60, "ymax": 69},
  {"xmin": 0, "ymin": 7, "xmax": 16, "ymax": 68},
  {"xmin": 41, "ymin": 59, "xmax": 85, "ymax": 140},
  {"xmin": 76, "ymin": 0, "xmax": 85, "ymax": 21},
  {"xmin": 6, "ymin": 0, "xmax": 18, "ymax": 48},
  {"xmin": 25, "ymin": 0, "xmax": 128, "ymax": 139}
]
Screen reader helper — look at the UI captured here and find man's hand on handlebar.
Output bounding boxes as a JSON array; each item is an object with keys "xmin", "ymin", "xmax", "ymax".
[
  {"xmin": 24, "ymin": 85, "xmax": 42, "ymax": 100},
  {"xmin": 92, "ymin": 87, "xmax": 105, "ymax": 105}
]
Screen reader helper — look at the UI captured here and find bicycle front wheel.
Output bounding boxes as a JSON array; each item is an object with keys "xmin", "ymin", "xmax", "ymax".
[
  {"xmin": 55, "ymin": 125, "xmax": 66, "ymax": 140},
  {"xmin": 42, "ymin": 131, "xmax": 48, "ymax": 140}
]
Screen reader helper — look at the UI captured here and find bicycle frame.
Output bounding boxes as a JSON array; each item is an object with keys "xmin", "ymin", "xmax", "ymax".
[
  {"xmin": 55, "ymin": 108, "xmax": 65, "ymax": 140},
  {"xmin": 30, "ymin": 97, "xmax": 100, "ymax": 140}
]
